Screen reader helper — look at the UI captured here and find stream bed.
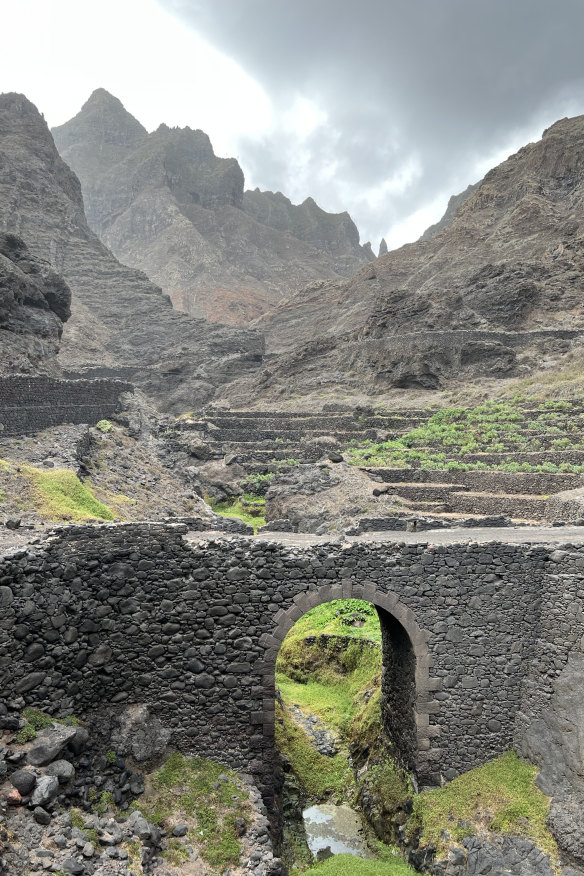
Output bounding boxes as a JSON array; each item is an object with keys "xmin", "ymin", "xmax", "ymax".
[{"xmin": 303, "ymin": 803, "xmax": 373, "ymax": 860}]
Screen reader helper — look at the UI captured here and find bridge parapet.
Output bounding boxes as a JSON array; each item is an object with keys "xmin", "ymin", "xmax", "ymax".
[{"xmin": 0, "ymin": 524, "xmax": 580, "ymax": 803}]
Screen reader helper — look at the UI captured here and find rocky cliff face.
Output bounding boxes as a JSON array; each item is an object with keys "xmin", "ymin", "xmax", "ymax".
[
  {"xmin": 0, "ymin": 232, "xmax": 71, "ymax": 374},
  {"xmin": 0, "ymin": 92, "xmax": 264, "ymax": 411},
  {"xmin": 418, "ymin": 182, "xmax": 479, "ymax": 242},
  {"xmin": 230, "ymin": 115, "xmax": 584, "ymax": 401},
  {"xmin": 52, "ymin": 89, "xmax": 371, "ymax": 325}
]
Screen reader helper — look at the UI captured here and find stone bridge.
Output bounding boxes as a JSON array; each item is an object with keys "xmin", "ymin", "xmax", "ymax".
[{"xmin": 1, "ymin": 523, "xmax": 584, "ymax": 806}]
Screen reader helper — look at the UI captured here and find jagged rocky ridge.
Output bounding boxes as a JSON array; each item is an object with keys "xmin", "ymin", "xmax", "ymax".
[
  {"xmin": 52, "ymin": 89, "xmax": 372, "ymax": 325},
  {"xmin": 0, "ymin": 233, "xmax": 71, "ymax": 374},
  {"xmin": 0, "ymin": 92, "xmax": 264, "ymax": 412},
  {"xmin": 223, "ymin": 115, "xmax": 584, "ymax": 403}
]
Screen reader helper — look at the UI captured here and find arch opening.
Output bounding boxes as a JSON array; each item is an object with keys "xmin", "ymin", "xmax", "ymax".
[{"xmin": 265, "ymin": 583, "xmax": 435, "ymax": 795}]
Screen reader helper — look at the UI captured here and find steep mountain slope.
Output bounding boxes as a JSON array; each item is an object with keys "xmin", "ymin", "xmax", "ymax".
[
  {"xmin": 222, "ymin": 115, "xmax": 584, "ymax": 402},
  {"xmin": 0, "ymin": 92, "xmax": 263, "ymax": 411},
  {"xmin": 0, "ymin": 232, "xmax": 71, "ymax": 374},
  {"xmin": 418, "ymin": 182, "xmax": 479, "ymax": 242},
  {"xmin": 52, "ymin": 89, "xmax": 371, "ymax": 325}
]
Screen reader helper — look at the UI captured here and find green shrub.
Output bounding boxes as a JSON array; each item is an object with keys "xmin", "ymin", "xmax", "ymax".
[
  {"xmin": 96, "ymin": 419, "xmax": 113, "ymax": 433},
  {"xmin": 212, "ymin": 497, "xmax": 266, "ymax": 532},
  {"xmin": 15, "ymin": 723, "xmax": 37, "ymax": 743}
]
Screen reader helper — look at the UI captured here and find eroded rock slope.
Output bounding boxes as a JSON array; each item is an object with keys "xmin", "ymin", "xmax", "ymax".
[
  {"xmin": 52, "ymin": 89, "xmax": 371, "ymax": 325},
  {"xmin": 235, "ymin": 115, "xmax": 584, "ymax": 402},
  {"xmin": 0, "ymin": 233, "xmax": 71, "ymax": 374},
  {"xmin": 0, "ymin": 92, "xmax": 263, "ymax": 412}
]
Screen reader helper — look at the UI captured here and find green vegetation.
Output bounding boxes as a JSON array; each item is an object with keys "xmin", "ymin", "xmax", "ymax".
[
  {"xmin": 24, "ymin": 465, "xmax": 115, "ymax": 521},
  {"xmin": 95, "ymin": 419, "xmax": 113, "ymax": 433},
  {"xmin": 16, "ymin": 708, "xmax": 80, "ymax": 743},
  {"xmin": 276, "ymin": 700, "xmax": 354, "ymax": 799},
  {"xmin": 361, "ymin": 759, "xmax": 412, "ymax": 813},
  {"xmin": 408, "ymin": 752, "xmax": 557, "ymax": 861},
  {"xmin": 132, "ymin": 752, "xmax": 249, "ymax": 871},
  {"xmin": 70, "ymin": 810, "xmax": 85, "ymax": 830},
  {"xmin": 277, "ymin": 600, "xmax": 382, "ymax": 745},
  {"xmin": 241, "ymin": 471, "xmax": 275, "ymax": 493},
  {"xmin": 93, "ymin": 790, "xmax": 115, "ymax": 815},
  {"xmin": 294, "ymin": 851, "xmax": 416, "ymax": 876},
  {"xmin": 282, "ymin": 599, "xmax": 383, "ymax": 646},
  {"xmin": 163, "ymin": 837, "xmax": 190, "ymax": 865},
  {"xmin": 15, "ymin": 723, "xmax": 37, "ymax": 744},
  {"xmin": 105, "ymin": 749, "xmax": 117, "ymax": 764},
  {"xmin": 211, "ymin": 494, "xmax": 266, "ymax": 531},
  {"xmin": 346, "ymin": 400, "xmax": 584, "ymax": 473},
  {"xmin": 276, "ymin": 599, "xmax": 384, "ymax": 798}
]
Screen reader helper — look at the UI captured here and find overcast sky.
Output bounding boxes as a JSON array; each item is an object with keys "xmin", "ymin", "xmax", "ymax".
[{"xmin": 2, "ymin": 1, "xmax": 584, "ymax": 250}]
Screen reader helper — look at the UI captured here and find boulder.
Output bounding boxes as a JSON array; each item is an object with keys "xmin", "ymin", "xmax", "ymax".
[
  {"xmin": 45, "ymin": 759, "xmax": 75, "ymax": 784},
  {"xmin": 28, "ymin": 724, "xmax": 78, "ymax": 766},
  {"xmin": 31, "ymin": 774, "xmax": 59, "ymax": 806},
  {"xmin": 10, "ymin": 769, "xmax": 37, "ymax": 795},
  {"xmin": 110, "ymin": 704, "xmax": 170, "ymax": 762}
]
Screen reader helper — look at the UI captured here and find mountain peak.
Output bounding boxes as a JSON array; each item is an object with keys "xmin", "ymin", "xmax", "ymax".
[
  {"xmin": 53, "ymin": 89, "xmax": 147, "ymax": 158},
  {"xmin": 52, "ymin": 90, "xmax": 147, "ymax": 183}
]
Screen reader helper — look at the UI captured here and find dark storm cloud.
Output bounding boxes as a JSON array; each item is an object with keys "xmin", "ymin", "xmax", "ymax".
[{"xmin": 161, "ymin": 0, "xmax": 584, "ymax": 246}]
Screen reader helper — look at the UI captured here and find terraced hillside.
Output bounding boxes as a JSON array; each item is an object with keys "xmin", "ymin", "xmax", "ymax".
[{"xmin": 173, "ymin": 402, "xmax": 584, "ymax": 533}]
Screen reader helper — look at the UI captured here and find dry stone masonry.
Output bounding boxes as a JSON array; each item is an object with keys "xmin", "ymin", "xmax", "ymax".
[
  {"xmin": 0, "ymin": 376, "xmax": 132, "ymax": 435},
  {"xmin": 0, "ymin": 524, "xmax": 583, "ymax": 807}
]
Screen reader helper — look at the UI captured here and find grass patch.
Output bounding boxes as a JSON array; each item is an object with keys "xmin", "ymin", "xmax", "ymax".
[
  {"xmin": 362, "ymin": 758, "xmax": 412, "ymax": 813},
  {"xmin": 212, "ymin": 496, "xmax": 266, "ymax": 532},
  {"xmin": 276, "ymin": 599, "xmax": 384, "ymax": 785},
  {"xmin": 282, "ymin": 600, "xmax": 382, "ymax": 646},
  {"xmin": 16, "ymin": 708, "xmax": 80, "ymax": 743},
  {"xmin": 295, "ymin": 851, "xmax": 416, "ymax": 876},
  {"xmin": 276, "ymin": 701, "xmax": 354, "ymax": 799},
  {"xmin": 162, "ymin": 837, "xmax": 190, "ymax": 866},
  {"xmin": 276, "ymin": 642, "xmax": 381, "ymax": 744},
  {"xmin": 408, "ymin": 751, "xmax": 557, "ymax": 861},
  {"xmin": 23, "ymin": 465, "xmax": 115, "ymax": 521},
  {"xmin": 132, "ymin": 752, "xmax": 249, "ymax": 871}
]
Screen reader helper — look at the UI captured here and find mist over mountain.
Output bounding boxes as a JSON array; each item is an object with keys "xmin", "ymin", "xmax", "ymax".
[
  {"xmin": 218, "ymin": 114, "xmax": 584, "ymax": 404},
  {"xmin": 52, "ymin": 89, "xmax": 372, "ymax": 326}
]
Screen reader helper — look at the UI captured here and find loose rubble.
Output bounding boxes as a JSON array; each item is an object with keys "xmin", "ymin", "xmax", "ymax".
[{"xmin": 0, "ymin": 701, "xmax": 282, "ymax": 876}]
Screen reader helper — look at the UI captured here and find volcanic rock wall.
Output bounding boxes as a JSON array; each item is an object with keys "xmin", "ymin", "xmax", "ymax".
[
  {"xmin": 1, "ymin": 525, "xmax": 582, "ymax": 805},
  {"xmin": 0, "ymin": 376, "xmax": 131, "ymax": 435}
]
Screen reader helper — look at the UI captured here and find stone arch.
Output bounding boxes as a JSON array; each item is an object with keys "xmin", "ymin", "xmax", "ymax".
[{"xmin": 260, "ymin": 581, "xmax": 440, "ymax": 785}]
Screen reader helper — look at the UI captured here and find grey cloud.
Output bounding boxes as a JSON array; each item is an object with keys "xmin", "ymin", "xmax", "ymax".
[{"xmin": 161, "ymin": 0, "xmax": 584, "ymax": 245}]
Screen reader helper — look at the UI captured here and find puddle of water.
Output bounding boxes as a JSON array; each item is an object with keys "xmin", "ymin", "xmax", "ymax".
[{"xmin": 303, "ymin": 802, "xmax": 372, "ymax": 859}]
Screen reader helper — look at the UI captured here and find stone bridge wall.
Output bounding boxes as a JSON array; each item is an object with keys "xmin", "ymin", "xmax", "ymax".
[
  {"xmin": 0, "ymin": 525, "xmax": 582, "ymax": 806},
  {"xmin": 0, "ymin": 376, "xmax": 133, "ymax": 435}
]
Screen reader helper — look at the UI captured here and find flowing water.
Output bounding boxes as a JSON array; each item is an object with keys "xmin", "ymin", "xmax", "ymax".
[{"xmin": 302, "ymin": 803, "xmax": 372, "ymax": 859}]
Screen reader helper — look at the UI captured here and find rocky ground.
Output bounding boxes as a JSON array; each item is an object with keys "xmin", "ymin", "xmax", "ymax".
[
  {"xmin": 0, "ymin": 701, "xmax": 281, "ymax": 876},
  {"xmin": 0, "ymin": 404, "xmax": 215, "ymax": 530}
]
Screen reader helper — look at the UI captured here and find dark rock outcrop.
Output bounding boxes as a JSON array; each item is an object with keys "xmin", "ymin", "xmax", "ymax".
[
  {"xmin": 0, "ymin": 92, "xmax": 264, "ymax": 411},
  {"xmin": 52, "ymin": 89, "xmax": 371, "ymax": 325},
  {"xmin": 0, "ymin": 232, "xmax": 71, "ymax": 374}
]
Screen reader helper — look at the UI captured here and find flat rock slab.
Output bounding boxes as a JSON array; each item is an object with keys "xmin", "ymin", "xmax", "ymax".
[{"xmin": 27, "ymin": 724, "xmax": 78, "ymax": 766}]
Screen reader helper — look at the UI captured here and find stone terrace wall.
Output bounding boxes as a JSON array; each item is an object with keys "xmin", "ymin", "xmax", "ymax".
[
  {"xmin": 0, "ymin": 525, "xmax": 581, "ymax": 806},
  {"xmin": 0, "ymin": 376, "xmax": 132, "ymax": 435}
]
